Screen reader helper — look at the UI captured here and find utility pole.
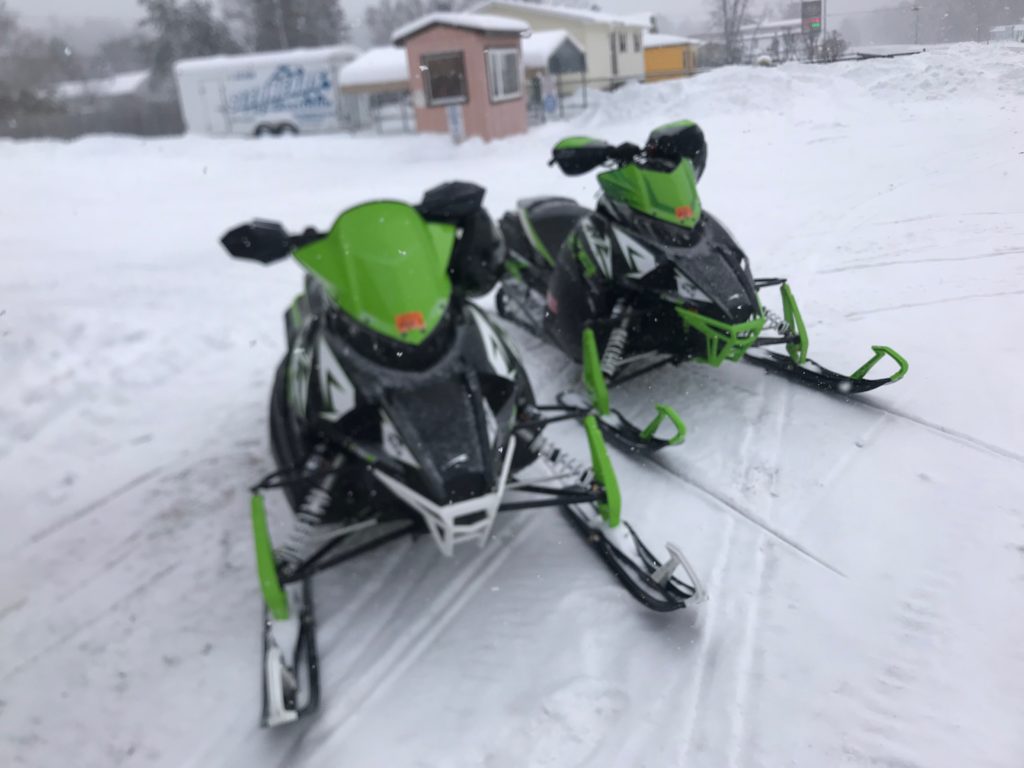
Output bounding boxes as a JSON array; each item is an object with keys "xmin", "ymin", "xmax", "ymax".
[{"xmin": 912, "ymin": 4, "xmax": 920, "ymax": 45}]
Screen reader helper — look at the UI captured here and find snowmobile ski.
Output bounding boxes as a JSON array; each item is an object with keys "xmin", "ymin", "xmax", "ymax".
[{"xmin": 744, "ymin": 345, "xmax": 909, "ymax": 394}]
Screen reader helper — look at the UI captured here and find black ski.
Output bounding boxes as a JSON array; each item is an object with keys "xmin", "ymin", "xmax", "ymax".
[
  {"xmin": 560, "ymin": 505, "xmax": 706, "ymax": 612},
  {"xmin": 744, "ymin": 348, "xmax": 907, "ymax": 395}
]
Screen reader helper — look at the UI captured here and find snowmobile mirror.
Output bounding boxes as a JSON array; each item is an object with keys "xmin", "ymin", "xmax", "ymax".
[
  {"xmin": 221, "ymin": 220, "xmax": 292, "ymax": 264},
  {"xmin": 550, "ymin": 138, "xmax": 612, "ymax": 176}
]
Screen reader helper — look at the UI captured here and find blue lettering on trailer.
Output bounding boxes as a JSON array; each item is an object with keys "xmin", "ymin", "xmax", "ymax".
[{"xmin": 228, "ymin": 65, "xmax": 334, "ymax": 117}]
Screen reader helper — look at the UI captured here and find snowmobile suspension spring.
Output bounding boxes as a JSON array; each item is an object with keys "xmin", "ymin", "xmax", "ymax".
[
  {"xmin": 600, "ymin": 301, "xmax": 631, "ymax": 379},
  {"xmin": 278, "ymin": 453, "xmax": 343, "ymax": 567},
  {"xmin": 763, "ymin": 307, "xmax": 790, "ymax": 335},
  {"xmin": 529, "ymin": 434, "xmax": 594, "ymax": 487}
]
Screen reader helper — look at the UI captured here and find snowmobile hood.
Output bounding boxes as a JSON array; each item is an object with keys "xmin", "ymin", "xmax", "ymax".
[
  {"xmin": 662, "ymin": 229, "xmax": 758, "ymax": 324},
  {"xmin": 293, "ymin": 201, "xmax": 456, "ymax": 346},
  {"xmin": 598, "ymin": 157, "xmax": 702, "ymax": 230}
]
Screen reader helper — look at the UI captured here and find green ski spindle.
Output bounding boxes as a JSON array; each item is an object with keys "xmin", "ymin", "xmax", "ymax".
[
  {"xmin": 582, "ymin": 327, "xmax": 610, "ymax": 416},
  {"xmin": 583, "ymin": 415, "xmax": 621, "ymax": 527},
  {"xmin": 251, "ymin": 493, "xmax": 289, "ymax": 621},
  {"xmin": 781, "ymin": 283, "xmax": 808, "ymax": 365}
]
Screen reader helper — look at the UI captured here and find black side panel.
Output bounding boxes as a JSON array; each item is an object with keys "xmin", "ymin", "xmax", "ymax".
[
  {"xmin": 523, "ymin": 198, "xmax": 590, "ymax": 267},
  {"xmin": 543, "ymin": 227, "xmax": 612, "ymax": 362}
]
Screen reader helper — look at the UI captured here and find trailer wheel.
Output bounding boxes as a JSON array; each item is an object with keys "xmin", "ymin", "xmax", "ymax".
[
  {"xmin": 276, "ymin": 123, "xmax": 299, "ymax": 136},
  {"xmin": 254, "ymin": 124, "xmax": 274, "ymax": 137}
]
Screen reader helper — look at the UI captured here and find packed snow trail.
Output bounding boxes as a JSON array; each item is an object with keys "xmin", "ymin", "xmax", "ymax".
[{"xmin": 2, "ymin": 44, "xmax": 1024, "ymax": 768}]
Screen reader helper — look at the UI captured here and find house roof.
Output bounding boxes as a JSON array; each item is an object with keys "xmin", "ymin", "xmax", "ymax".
[
  {"xmin": 471, "ymin": 1, "xmax": 650, "ymax": 29},
  {"xmin": 175, "ymin": 45, "xmax": 362, "ymax": 75},
  {"xmin": 53, "ymin": 69, "xmax": 150, "ymax": 100},
  {"xmin": 521, "ymin": 29, "xmax": 584, "ymax": 69},
  {"xmin": 644, "ymin": 32, "xmax": 704, "ymax": 49},
  {"xmin": 391, "ymin": 12, "xmax": 529, "ymax": 44},
  {"xmin": 339, "ymin": 46, "xmax": 408, "ymax": 88}
]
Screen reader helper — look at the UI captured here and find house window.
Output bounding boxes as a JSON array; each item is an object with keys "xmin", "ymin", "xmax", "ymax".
[
  {"xmin": 618, "ymin": 32, "xmax": 626, "ymax": 52},
  {"xmin": 633, "ymin": 32, "xmax": 642, "ymax": 52},
  {"xmin": 486, "ymin": 48, "xmax": 522, "ymax": 102},
  {"xmin": 421, "ymin": 52, "xmax": 467, "ymax": 106}
]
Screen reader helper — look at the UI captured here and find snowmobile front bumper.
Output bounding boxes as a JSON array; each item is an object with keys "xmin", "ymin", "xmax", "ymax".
[{"xmin": 675, "ymin": 306, "xmax": 766, "ymax": 366}]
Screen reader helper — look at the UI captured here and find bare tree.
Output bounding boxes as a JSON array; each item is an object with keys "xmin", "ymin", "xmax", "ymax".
[
  {"xmin": 709, "ymin": 0, "xmax": 753, "ymax": 65},
  {"xmin": 819, "ymin": 30, "xmax": 848, "ymax": 62},
  {"xmin": 226, "ymin": 0, "xmax": 350, "ymax": 51},
  {"xmin": 801, "ymin": 27, "xmax": 819, "ymax": 61},
  {"xmin": 780, "ymin": 28, "xmax": 797, "ymax": 61}
]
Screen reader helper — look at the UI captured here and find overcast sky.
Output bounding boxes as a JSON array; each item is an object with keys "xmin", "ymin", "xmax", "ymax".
[{"xmin": 8, "ymin": 0, "xmax": 898, "ymax": 37}]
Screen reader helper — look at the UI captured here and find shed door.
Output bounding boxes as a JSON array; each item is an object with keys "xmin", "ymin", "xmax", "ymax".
[{"xmin": 200, "ymin": 81, "xmax": 230, "ymax": 134}]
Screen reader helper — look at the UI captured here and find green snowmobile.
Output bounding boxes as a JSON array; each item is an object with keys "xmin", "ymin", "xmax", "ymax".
[
  {"xmin": 495, "ymin": 121, "xmax": 908, "ymax": 426},
  {"xmin": 220, "ymin": 182, "xmax": 703, "ymax": 727}
]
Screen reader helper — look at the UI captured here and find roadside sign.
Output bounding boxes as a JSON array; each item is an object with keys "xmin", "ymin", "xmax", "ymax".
[{"xmin": 802, "ymin": 0, "xmax": 823, "ymax": 31}]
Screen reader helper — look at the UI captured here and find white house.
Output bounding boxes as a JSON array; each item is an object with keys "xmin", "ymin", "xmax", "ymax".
[{"xmin": 471, "ymin": 0, "xmax": 649, "ymax": 86}]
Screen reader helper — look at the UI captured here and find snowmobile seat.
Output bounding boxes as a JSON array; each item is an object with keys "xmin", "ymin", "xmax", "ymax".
[{"xmin": 518, "ymin": 197, "xmax": 590, "ymax": 265}]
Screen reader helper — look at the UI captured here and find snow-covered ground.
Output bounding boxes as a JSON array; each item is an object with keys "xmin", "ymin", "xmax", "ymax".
[{"xmin": 3, "ymin": 43, "xmax": 1023, "ymax": 768}]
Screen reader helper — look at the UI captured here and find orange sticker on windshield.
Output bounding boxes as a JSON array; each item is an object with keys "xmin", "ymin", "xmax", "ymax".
[{"xmin": 395, "ymin": 311, "xmax": 426, "ymax": 334}]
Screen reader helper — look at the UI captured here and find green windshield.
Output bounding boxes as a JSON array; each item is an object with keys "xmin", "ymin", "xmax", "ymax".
[
  {"xmin": 598, "ymin": 159, "xmax": 702, "ymax": 229},
  {"xmin": 293, "ymin": 201, "xmax": 456, "ymax": 345}
]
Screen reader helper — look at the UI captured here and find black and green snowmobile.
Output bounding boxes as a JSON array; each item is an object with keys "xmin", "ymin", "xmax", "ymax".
[
  {"xmin": 495, "ymin": 121, "xmax": 908, "ymax": 425},
  {"xmin": 220, "ymin": 182, "xmax": 704, "ymax": 728}
]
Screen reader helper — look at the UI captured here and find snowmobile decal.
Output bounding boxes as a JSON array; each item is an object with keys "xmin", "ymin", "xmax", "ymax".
[
  {"xmin": 580, "ymin": 219, "xmax": 613, "ymax": 277},
  {"xmin": 612, "ymin": 225, "xmax": 658, "ymax": 276},
  {"xmin": 287, "ymin": 338, "xmax": 314, "ymax": 419},
  {"xmin": 316, "ymin": 335, "xmax": 355, "ymax": 422},
  {"xmin": 468, "ymin": 305, "xmax": 516, "ymax": 380},
  {"xmin": 673, "ymin": 272, "xmax": 712, "ymax": 303},
  {"xmin": 381, "ymin": 412, "xmax": 420, "ymax": 468}
]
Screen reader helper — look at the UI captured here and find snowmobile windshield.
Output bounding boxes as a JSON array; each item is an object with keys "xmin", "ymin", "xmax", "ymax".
[
  {"xmin": 597, "ymin": 158, "xmax": 702, "ymax": 230},
  {"xmin": 293, "ymin": 201, "xmax": 455, "ymax": 346}
]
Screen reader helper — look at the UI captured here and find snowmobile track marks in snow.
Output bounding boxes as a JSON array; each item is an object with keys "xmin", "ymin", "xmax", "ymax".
[
  {"xmin": 853, "ymin": 398, "xmax": 1024, "ymax": 467},
  {"xmin": 26, "ymin": 466, "xmax": 165, "ymax": 546},
  {"xmin": 844, "ymin": 288, "xmax": 1024, "ymax": 319},
  {"xmin": 273, "ymin": 514, "xmax": 543, "ymax": 768},
  {"xmin": 646, "ymin": 453, "xmax": 845, "ymax": 578}
]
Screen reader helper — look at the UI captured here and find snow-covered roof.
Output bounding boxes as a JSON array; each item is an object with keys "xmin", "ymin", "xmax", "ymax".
[
  {"xmin": 624, "ymin": 12, "xmax": 655, "ymax": 30},
  {"xmin": 174, "ymin": 45, "xmax": 362, "ymax": 75},
  {"xmin": 521, "ymin": 29, "xmax": 583, "ymax": 69},
  {"xmin": 471, "ymin": 1, "xmax": 651, "ymax": 29},
  {"xmin": 391, "ymin": 12, "xmax": 529, "ymax": 43},
  {"xmin": 644, "ymin": 32, "xmax": 704, "ymax": 49},
  {"xmin": 339, "ymin": 46, "xmax": 408, "ymax": 88},
  {"xmin": 739, "ymin": 17, "xmax": 802, "ymax": 33},
  {"xmin": 53, "ymin": 69, "xmax": 149, "ymax": 100}
]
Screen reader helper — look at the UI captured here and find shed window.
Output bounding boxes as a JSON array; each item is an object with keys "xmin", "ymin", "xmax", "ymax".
[
  {"xmin": 633, "ymin": 32, "xmax": 642, "ymax": 52},
  {"xmin": 618, "ymin": 32, "xmax": 626, "ymax": 52},
  {"xmin": 486, "ymin": 48, "xmax": 522, "ymax": 102},
  {"xmin": 422, "ymin": 52, "xmax": 467, "ymax": 106}
]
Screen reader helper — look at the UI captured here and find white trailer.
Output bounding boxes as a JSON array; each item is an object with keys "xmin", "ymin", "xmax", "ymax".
[{"xmin": 173, "ymin": 45, "xmax": 362, "ymax": 137}]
